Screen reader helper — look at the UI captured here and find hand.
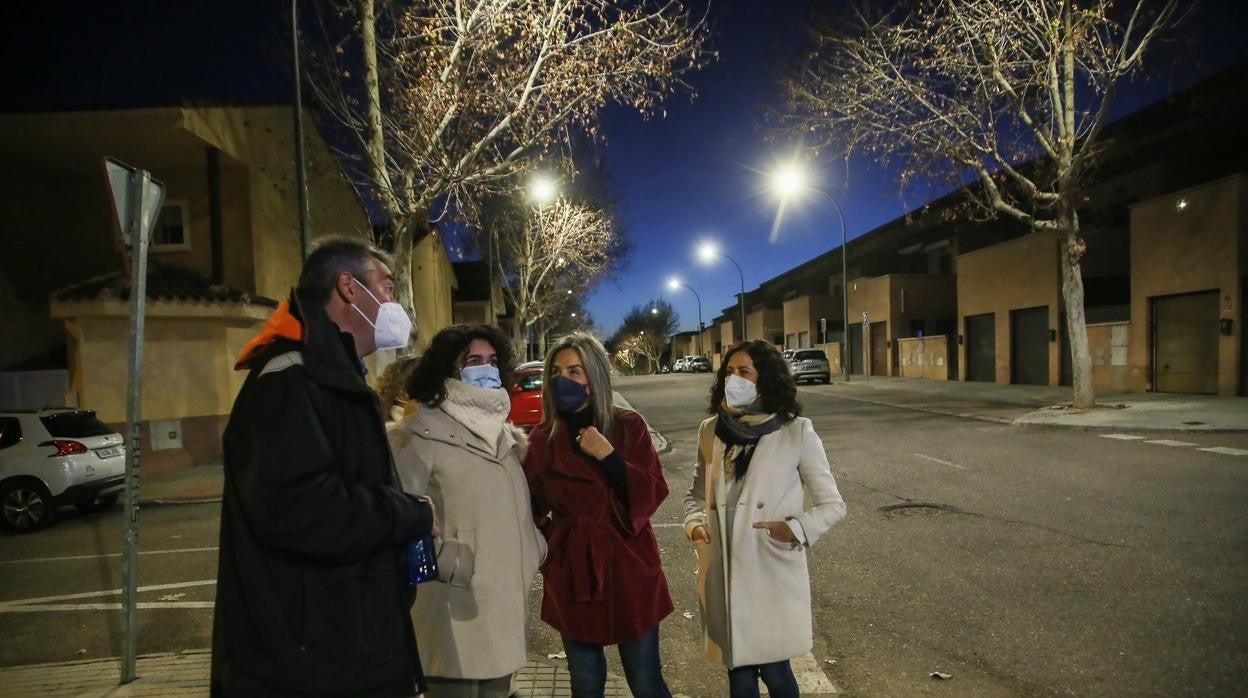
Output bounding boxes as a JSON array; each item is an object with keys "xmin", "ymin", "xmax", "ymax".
[
  {"xmin": 577, "ymin": 427, "xmax": 615, "ymax": 460},
  {"xmin": 421, "ymin": 496, "xmax": 442, "ymax": 538},
  {"xmin": 690, "ymin": 524, "xmax": 710, "ymax": 543},
  {"xmin": 753, "ymin": 520, "xmax": 795, "ymax": 543}
]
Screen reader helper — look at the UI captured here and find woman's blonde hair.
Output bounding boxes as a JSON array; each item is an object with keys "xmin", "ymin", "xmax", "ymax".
[{"xmin": 541, "ymin": 332, "xmax": 617, "ymax": 441}]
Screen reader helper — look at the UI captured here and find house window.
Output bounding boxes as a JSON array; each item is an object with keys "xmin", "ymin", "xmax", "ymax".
[
  {"xmin": 798, "ymin": 331, "xmax": 810, "ymax": 348},
  {"xmin": 152, "ymin": 200, "xmax": 191, "ymax": 251}
]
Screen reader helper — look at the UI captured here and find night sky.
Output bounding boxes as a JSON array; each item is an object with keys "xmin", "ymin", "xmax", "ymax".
[{"xmin": 5, "ymin": 0, "xmax": 1247, "ymax": 335}]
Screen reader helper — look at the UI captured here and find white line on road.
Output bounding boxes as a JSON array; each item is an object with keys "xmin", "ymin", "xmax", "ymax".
[
  {"xmin": 1099, "ymin": 433, "xmax": 1147, "ymax": 441},
  {"xmin": 0, "ymin": 579, "xmax": 216, "ymax": 608},
  {"xmin": 0, "ymin": 546, "xmax": 219, "ymax": 566},
  {"xmin": 0, "ymin": 601, "xmax": 215, "ymax": 613},
  {"xmin": 1144, "ymin": 439, "xmax": 1199, "ymax": 447},
  {"xmin": 1198, "ymin": 446, "xmax": 1248, "ymax": 456},
  {"xmin": 912, "ymin": 452, "xmax": 966, "ymax": 470}
]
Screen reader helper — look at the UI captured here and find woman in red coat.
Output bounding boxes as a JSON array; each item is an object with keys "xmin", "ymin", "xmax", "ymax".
[{"xmin": 524, "ymin": 332, "xmax": 675, "ymax": 698}]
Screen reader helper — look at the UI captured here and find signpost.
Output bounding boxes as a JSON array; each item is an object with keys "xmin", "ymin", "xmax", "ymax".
[
  {"xmin": 104, "ymin": 158, "xmax": 166, "ymax": 685},
  {"xmin": 862, "ymin": 312, "xmax": 870, "ymax": 383}
]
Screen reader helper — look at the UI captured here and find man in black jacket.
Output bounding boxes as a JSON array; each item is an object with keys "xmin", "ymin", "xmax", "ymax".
[{"xmin": 211, "ymin": 238, "xmax": 435, "ymax": 697}]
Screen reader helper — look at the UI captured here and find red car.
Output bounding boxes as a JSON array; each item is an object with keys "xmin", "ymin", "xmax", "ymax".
[{"xmin": 508, "ymin": 367, "xmax": 544, "ymax": 430}]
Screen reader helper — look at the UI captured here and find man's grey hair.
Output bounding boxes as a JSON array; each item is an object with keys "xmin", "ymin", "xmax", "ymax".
[
  {"xmin": 297, "ymin": 236, "xmax": 394, "ymax": 302},
  {"xmin": 541, "ymin": 332, "xmax": 619, "ymax": 441}
]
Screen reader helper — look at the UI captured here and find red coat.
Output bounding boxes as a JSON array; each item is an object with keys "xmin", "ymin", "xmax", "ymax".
[{"xmin": 524, "ymin": 408, "xmax": 674, "ymax": 645}]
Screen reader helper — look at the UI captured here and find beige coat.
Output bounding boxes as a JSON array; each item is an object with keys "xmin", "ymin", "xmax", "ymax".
[
  {"xmin": 683, "ymin": 415, "xmax": 846, "ymax": 668},
  {"xmin": 390, "ymin": 406, "xmax": 546, "ymax": 680}
]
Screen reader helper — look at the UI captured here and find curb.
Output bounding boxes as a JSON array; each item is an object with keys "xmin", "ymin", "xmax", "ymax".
[
  {"xmin": 139, "ymin": 496, "xmax": 223, "ymax": 506},
  {"xmin": 816, "ymin": 390, "xmax": 1248, "ymax": 433}
]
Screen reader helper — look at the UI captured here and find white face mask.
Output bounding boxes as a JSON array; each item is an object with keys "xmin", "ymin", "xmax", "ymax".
[
  {"xmin": 724, "ymin": 374, "xmax": 758, "ymax": 408},
  {"xmin": 349, "ymin": 277, "xmax": 413, "ymax": 351}
]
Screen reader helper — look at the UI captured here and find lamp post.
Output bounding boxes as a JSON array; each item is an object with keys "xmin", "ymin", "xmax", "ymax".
[
  {"xmin": 696, "ymin": 241, "xmax": 746, "ymax": 343},
  {"xmin": 291, "ymin": 0, "xmax": 311, "ymax": 259},
  {"xmin": 668, "ymin": 277, "xmax": 704, "ymax": 357},
  {"xmin": 768, "ymin": 162, "xmax": 850, "ymax": 382}
]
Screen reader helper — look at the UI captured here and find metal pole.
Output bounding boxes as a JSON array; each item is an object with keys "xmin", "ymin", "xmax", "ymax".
[
  {"xmin": 812, "ymin": 190, "xmax": 849, "ymax": 382},
  {"xmin": 292, "ymin": 0, "xmax": 312, "ymax": 259},
  {"xmin": 678, "ymin": 283, "xmax": 703, "ymax": 357},
  {"xmin": 120, "ymin": 171, "xmax": 153, "ymax": 684},
  {"xmin": 719, "ymin": 254, "xmax": 746, "ymax": 343}
]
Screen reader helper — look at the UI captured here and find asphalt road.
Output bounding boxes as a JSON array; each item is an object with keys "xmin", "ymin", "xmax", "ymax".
[{"xmin": 2, "ymin": 373, "xmax": 1246, "ymax": 696}]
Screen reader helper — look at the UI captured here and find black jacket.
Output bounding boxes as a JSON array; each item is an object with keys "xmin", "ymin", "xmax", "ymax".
[{"xmin": 211, "ymin": 291, "xmax": 433, "ymax": 697}]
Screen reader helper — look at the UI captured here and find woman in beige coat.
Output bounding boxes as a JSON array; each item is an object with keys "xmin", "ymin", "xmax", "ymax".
[
  {"xmin": 683, "ymin": 340, "xmax": 846, "ymax": 698},
  {"xmin": 390, "ymin": 324, "xmax": 546, "ymax": 698}
]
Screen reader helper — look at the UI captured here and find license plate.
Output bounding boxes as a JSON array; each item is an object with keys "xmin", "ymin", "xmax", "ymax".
[{"xmin": 96, "ymin": 447, "xmax": 122, "ymax": 459}]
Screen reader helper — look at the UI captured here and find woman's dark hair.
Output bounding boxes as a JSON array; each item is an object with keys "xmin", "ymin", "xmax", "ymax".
[
  {"xmin": 406, "ymin": 324, "xmax": 515, "ymax": 407},
  {"xmin": 374, "ymin": 356, "xmax": 419, "ymax": 410},
  {"xmin": 707, "ymin": 341, "xmax": 801, "ymax": 421}
]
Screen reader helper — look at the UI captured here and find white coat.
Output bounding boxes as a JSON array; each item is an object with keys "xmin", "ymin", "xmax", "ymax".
[
  {"xmin": 683, "ymin": 415, "xmax": 846, "ymax": 668},
  {"xmin": 390, "ymin": 405, "xmax": 547, "ymax": 680}
]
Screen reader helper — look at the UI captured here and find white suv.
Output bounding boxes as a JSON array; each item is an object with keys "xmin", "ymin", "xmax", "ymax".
[{"xmin": 0, "ymin": 409, "xmax": 126, "ymax": 532}]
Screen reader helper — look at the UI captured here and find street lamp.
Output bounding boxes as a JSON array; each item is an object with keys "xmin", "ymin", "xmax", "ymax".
[
  {"xmin": 696, "ymin": 240, "xmax": 747, "ymax": 342},
  {"xmin": 768, "ymin": 161, "xmax": 849, "ymax": 382},
  {"xmin": 668, "ymin": 277, "xmax": 704, "ymax": 357},
  {"xmin": 529, "ymin": 173, "xmax": 559, "ymax": 205}
]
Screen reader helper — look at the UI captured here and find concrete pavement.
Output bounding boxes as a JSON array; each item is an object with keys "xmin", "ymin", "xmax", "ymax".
[{"xmin": 0, "ymin": 651, "xmax": 635, "ymax": 697}]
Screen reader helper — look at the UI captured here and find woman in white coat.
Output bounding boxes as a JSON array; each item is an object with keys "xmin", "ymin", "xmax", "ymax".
[
  {"xmin": 390, "ymin": 324, "xmax": 546, "ymax": 698},
  {"xmin": 683, "ymin": 340, "xmax": 847, "ymax": 698}
]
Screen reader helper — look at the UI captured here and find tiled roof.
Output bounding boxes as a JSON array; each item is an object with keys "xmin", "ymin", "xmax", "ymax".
[{"xmin": 51, "ymin": 263, "xmax": 278, "ymax": 308}]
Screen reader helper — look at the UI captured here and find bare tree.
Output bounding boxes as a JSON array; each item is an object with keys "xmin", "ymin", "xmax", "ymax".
[
  {"xmin": 783, "ymin": 0, "xmax": 1178, "ymax": 407},
  {"xmin": 308, "ymin": 0, "xmax": 709, "ymax": 319},
  {"xmin": 493, "ymin": 198, "xmax": 619, "ymax": 350},
  {"xmin": 613, "ymin": 298, "xmax": 678, "ymax": 373}
]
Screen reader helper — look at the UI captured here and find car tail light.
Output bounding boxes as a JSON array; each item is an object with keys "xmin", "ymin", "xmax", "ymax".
[{"xmin": 40, "ymin": 439, "xmax": 89, "ymax": 457}]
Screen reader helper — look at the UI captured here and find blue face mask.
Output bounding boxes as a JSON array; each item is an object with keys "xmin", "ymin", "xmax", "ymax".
[
  {"xmin": 552, "ymin": 375, "xmax": 590, "ymax": 412},
  {"xmin": 460, "ymin": 364, "xmax": 502, "ymax": 389}
]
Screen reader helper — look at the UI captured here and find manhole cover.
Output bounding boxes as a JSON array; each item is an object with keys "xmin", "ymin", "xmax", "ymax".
[{"xmin": 879, "ymin": 502, "xmax": 958, "ymax": 518}]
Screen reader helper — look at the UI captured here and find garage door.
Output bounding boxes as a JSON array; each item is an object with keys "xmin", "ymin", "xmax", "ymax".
[
  {"xmin": 870, "ymin": 321, "xmax": 888, "ymax": 376},
  {"xmin": 848, "ymin": 324, "xmax": 864, "ymax": 375},
  {"xmin": 1011, "ymin": 306, "xmax": 1050, "ymax": 386},
  {"xmin": 965, "ymin": 313, "xmax": 996, "ymax": 383},
  {"xmin": 1153, "ymin": 291, "xmax": 1218, "ymax": 394}
]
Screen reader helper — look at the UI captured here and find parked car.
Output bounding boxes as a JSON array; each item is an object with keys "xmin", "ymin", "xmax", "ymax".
[
  {"xmin": 672, "ymin": 357, "xmax": 688, "ymax": 373},
  {"xmin": 515, "ymin": 360, "xmax": 545, "ymax": 372},
  {"xmin": 0, "ymin": 408, "xmax": 126, "ymax": 532},
  {"xmin": 508, "ymin": 367, "xmax": 544, "ymax": 431},
  {"xmin": 686, "ymin": 356, "xmax": 712, "ymax": 373},
  {"xmin": 787, "ymin": 348, "xmax": 831, "ymax": 384}
]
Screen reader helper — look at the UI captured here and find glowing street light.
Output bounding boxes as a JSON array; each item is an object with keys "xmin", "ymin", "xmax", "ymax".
[
  {"xmin": 695, "ymin": 239, "xmax": 746, "ymax": 342},
  {"xmin": 529, "ymin": 173, "xmax": 559, "ymax": 205},
  {"xmin": 766, "ymin": 159, "xmax": 849, "ymax": 382},
  {"xmin": 668, "ymin": 277, "xmax": 704, "ymax": 357}
]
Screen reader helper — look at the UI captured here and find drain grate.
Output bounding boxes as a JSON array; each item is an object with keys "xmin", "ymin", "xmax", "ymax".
[
  {"xmin": 879, "ymin": 501, "xmax": 959, "ymax": 518},
  {"xmin": 1182, "ymin": 421, "xmax": 1206, "ymax": 426}
]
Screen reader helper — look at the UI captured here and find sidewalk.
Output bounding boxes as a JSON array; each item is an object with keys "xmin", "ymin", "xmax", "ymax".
[
  {"xmin": 0, "ymin": 651, "xmax": 634, "ymax": 697},
  {"xmin": 813, "ymin": 375, "xmax": 1248, "ymax": 432}
]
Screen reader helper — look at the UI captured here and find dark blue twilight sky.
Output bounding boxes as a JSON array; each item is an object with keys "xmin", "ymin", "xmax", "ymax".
[{"xmin": 3, "ymin": 1, "xmax": 1246, "ymax": 335}]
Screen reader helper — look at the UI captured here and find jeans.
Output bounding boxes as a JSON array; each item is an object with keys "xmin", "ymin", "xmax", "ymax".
[
  {"xmin": 727, "ymin": 660, "xmax": 799, "ymax": 698},
  {"xmin": 561, "ymin": 626, "xmax": 672, "ymax": 698}
]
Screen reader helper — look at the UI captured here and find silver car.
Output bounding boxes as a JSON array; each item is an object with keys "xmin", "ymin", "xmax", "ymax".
[{"xmin": 787, "ymin": 349, "xmax": 831, "ymax": 384}]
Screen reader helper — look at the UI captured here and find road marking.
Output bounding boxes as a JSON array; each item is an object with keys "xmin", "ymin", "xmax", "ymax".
[
  {"xmin": 762, "ymin": 652, "xmax": 839, "ymax": 694},
  {"xmin": 0, "ymin": 546, "xmax": 218, "ymax": 566},
  {"xmin": 0, "ymin": 579, "xmax": 216, "ymax": 608},
  {"xmin": 912, "ymin": 452, "xmax": 966, "ymax": 470},
  {"xmin": 0, "ymin": 601, "xmax": 215, "ymax": 613},
  {"xmin": 1100, "ymin": 433, "xmax": 1146, "ymax": 441},
  {"xmin": 1144, "ymin": 439, "xmax": 1198, "ymax": 447},
  {"xmin": 1198, "ymin": 446, "xmax": 1248, "ymax": 456}
]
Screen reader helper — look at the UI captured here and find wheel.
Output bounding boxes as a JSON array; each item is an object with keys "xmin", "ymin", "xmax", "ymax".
[
  {"xmin": 77, "ymin": 492, "xmax": 120, "ymax": 514},
  {"xmin": 1, "ymin": 479, "xmax": 57, "ymax": 532},
  {"xmin": 821, "ymin": 374, "xmax": 831, "ymax": 384}
]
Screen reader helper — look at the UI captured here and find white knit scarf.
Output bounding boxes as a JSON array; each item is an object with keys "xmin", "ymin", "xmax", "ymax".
[{"xmin": 440, "ymin": 378, "xmax": 511, "ymax": 457}]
